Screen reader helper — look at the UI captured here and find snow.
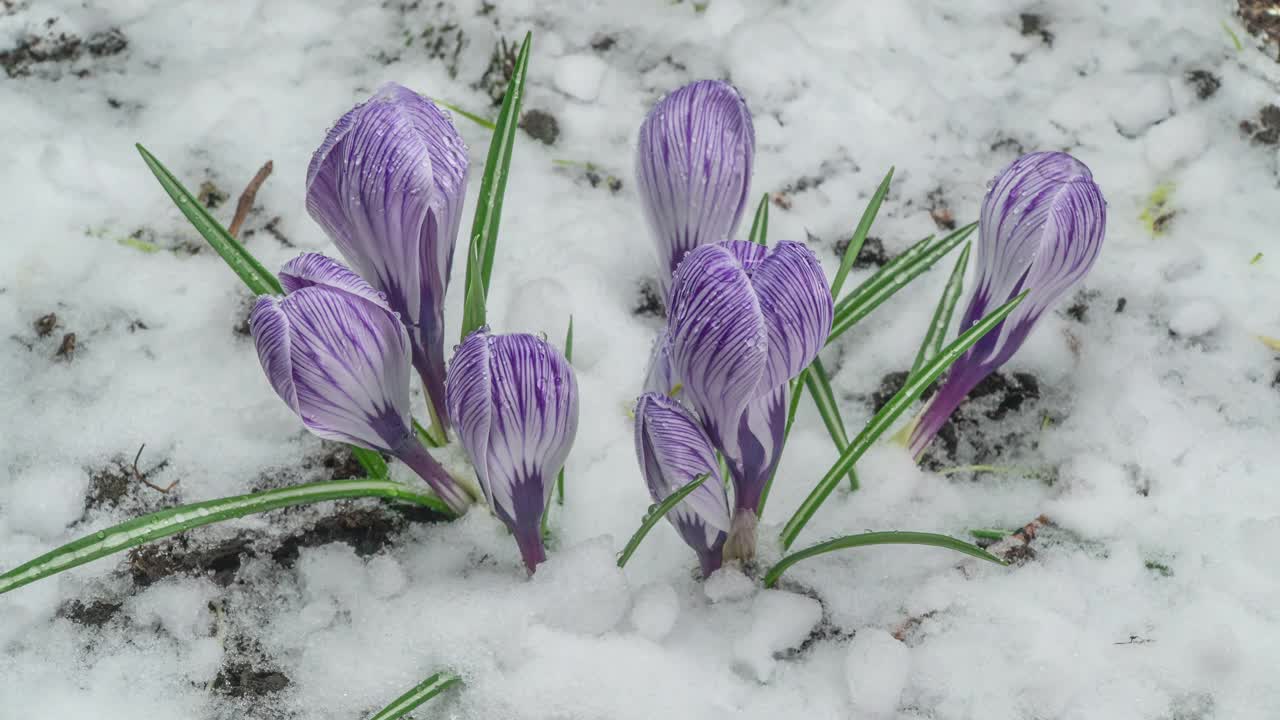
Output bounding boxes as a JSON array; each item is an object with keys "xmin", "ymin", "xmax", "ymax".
[{"xmin": 2, "ymin": 0, "xmax": 1280, "ymax": 718}]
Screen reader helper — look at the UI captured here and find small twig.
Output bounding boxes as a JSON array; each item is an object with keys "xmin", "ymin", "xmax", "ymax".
[
  {"xmin": 227, "ymin": 160, "xmax": 273, "ymax": 238},
  {"xmin": 132, "ymin": 443, "xmax": 179, "ymax": 493}
]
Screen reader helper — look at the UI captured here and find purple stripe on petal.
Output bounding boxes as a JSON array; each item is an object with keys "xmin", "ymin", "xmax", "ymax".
[
  {"xmin": 721, "ymin": 382, "xmax": 788, "ymax": 516},
  {"xmin": 249, "ymin": 296, "xmax": 299, "ymax": 413},
  {"xmin": 634, "ymin": 393, "xmax": 730, "ymax": 576},
  {"xmin": 749, "ymin": 241, "xmax": 833, "ymax": 391},
  {"xmin": 666, "ymin": 242, "xmax": 768, "ymax": 448},
  {"xmin": 636, "ymin": 80, "xmax": 755, "ymax": 295},
  {"xmin": 910, "ymin": 151, "xmax": 1106, "ymax": 456},
  {"xmin": 306, "ymin": 83, "xmax": 468, "ymax": 431},
  {"xmin": 279, "ymin": 252, "xmax": 393, "ymax": 313},
  {"xmin": 276, "ymin": 286, "xmax": 413, "ymax": 451},
  {"xmin": 446, "ymin": 329, "xmax": 579, "ymax": 573}
]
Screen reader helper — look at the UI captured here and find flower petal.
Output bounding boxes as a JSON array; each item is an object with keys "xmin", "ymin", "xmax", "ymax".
[
  {"xmin": 278, "ymin": 252, "xmax": 392, "ymax": 312},
  {"xmin": 276, "ymin": 286, "xmax": 413, "ymax": 450},
  {"xmin": 720, "ymin": 383, "xmax": 788, "ymax": 515},
  {"xmin": 749, "ymin": 241, "xmax": 834, "ymax": 390},
  {"xmin": 445, "ymin": 328, "xmax": 495, "ymax": 505},
  {"xmin": 634, "ymin": 393, "xmax": 730, "ymax": 575},
  {"xmin": 666, "ymin": 243, "xmax": 767, "ymax": 448},
  {"xmin": 636, "ymin": 80, "xmax": 755, "ymax": 293},
  {"xmin": 306, "ymin": 83, "xmax": 468, "ymax": 428},
  {"xmin": 642, "ymin": 328, "xmax": 677, "ymax": 397},
  {"xmin": 248, "ymin": 296, "xmax": 298, "ymax": 413}
]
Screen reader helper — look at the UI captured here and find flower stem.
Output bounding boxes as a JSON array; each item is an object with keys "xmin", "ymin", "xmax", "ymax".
[{"xmin": 394, "ymin": 439, "xmax": 473, "ymax": 515}]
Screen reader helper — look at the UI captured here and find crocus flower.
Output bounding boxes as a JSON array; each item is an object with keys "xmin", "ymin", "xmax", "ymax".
[
  {"xmin": 634, "ymin": 393, "xmax": 731, "ymax": 577},
  {"xmin": 665, "ymin": 240, "xmax": 833, "ymax": 553},
  {"xmin": 908, "ymin": 151, "xmax": 1106, "ymax": 457},
  {"xmin": 636, "ymin": 79, "xmax": 755, "ymax": 296},
  {"xmin": 249, "ymin": 253, "xmax": 471, "ymax": 514},
  {"xmin": 446, "ymin": 329, "xmax": 579, "ymax": 573},
  {"xmin": 306, "ymin": 83, "xmax": 468, "ymax": 433}
]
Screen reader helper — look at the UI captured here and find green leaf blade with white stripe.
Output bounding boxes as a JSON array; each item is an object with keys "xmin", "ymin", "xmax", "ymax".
[
  {"xmin": 780, "ymin": 290, "xmax": 1028, "ymax": 549},
  {"xmin": 830, "ymin": 166, "xmax": 894, "ymax": 299},
  {"xmin": 803, "ymin": 357, "xmax": 859, "ymax": 491},
  {"xmin": 748, "ymin": 193, "xmax": 769, "ymax": 245},
  {"xmin": 368, "ymin": 672, "xmax": 462, "ymax": 720},
  {"xmin": 909, "ymin": 241, "xmax": 971, "ymax": 378},
  {"xmin": 827, "ymin": 222, "xmax": 976, "ymax": 344},
  {"xmin": 764, "ymin": 530, "xmax": 1005, "ymax": 587},
  {"xmin": 0, "ymin": 479, "xmax": 452, "ymax": 596},
  {"xmin": 136, "ymin": 144, "xmax": 282, "ymax": 296},
  {"xmin": 616, "ymin": 474, "xmax": 709, "ymax": 568}
]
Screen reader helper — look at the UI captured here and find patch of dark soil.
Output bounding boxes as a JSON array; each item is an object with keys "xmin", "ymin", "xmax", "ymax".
[
  {"xmin": 57, "ymin": 598, "xmax": 123, "ymax": 627},
  {"xmin": 831, "ymin": 234, "xmax": 889, "ymax": 269},
  {"xmin": 591, "ymin": 34, "xmax": 616, "ymax": 52},
  {"xmin": 474, "ymin": 36, "xmax": 519, "ymax": 105},
  {"xmin": 211, "ymin": 637, "xmax": 292, "ymax": 699},
  {"xmin": 520, "ymin": 109, "xmax": 559, "ymax": 145},
  {"xmin": 270, "ymin": 505, "xmax": 445, "ymax": 568},
  {"xmin": 1116, "ymin": 297, "xmax": 1128, "ymax": 314},
  {"xmin": 866, "ymin": 370, "xmax": 1047, "ymax": 471},
  {"xmin": 1019, "ymin": 13, "xmax": 1053, "ymax": 45},
  {"xmin": 0, "ymin": 24, "xmax": 127, "ymax": 78},
  {"xmin": 1064, "ymin": 289, "xmax": 1100, "ymax": 323},
  {"xmin": 1240, "ymin": 104, "xmax": 1280, "ymax": 145},
  {"xmin": 633, "ymin": 278, "xmax": 664, "ymax": 318},
  {"xmin": 54, "ymin": 332, "xmax": 76, "ymax": 361},
  {"xmin": 989, "ymin": 136, "xmax": 1025, "ymax": 157},
  {"xmin": 85, "ymin": 450, "xmax": 174, "ymax": 511},
  {"xmin": 33, "ymin": 312, "xmax": 57, "ymax": 337},
  {"xmin": 299, "ymin": 445, "xmax": 369, "ymax": 482},
  {"xmin": 1240, "ymin": 0, "xmax": 1280, "ymax": 51},
  {"xmin": 1184, "ymin": 70, "xmax": 1220, "ymax": 100},
  {"xmin": 417, "ymin": 22, "xmax": 465, "ymax": 78},
  {"xmin": 129, "ymin": 536, "xmax": 254, "ymax": 588},
  {"xmin": 199, "ymin": 181, "xmax": 229, "ymax": 210}
]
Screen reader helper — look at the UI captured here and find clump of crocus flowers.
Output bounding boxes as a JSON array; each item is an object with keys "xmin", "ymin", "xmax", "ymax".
[
  {"xmin": 631, "ymin": 80, "xmax": 1105, "ymax": 575},
  {"xmin": 251, "ymin": 83, "xmax": 578, "ymax": 573}
]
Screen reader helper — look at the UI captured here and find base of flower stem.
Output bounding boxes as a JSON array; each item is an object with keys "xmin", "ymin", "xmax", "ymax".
[{"xmin": 722, "ymin": 510, "xmax": 758, "ymax": 563}]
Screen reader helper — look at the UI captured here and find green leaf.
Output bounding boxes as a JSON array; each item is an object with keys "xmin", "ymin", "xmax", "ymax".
[
  {"xmin": 465, "ymin": 32, "xmax": 532, "ymax": 307},
  {"xmin": 616, "ymin": 474, "xmax": 709, "ymax": 568},
  {"xmin": 136, "ymin": 144, "xmax": 282, "ymax": 296},
  {"xmin": 827, "ymin": 222, "xmax": 976, "ymax": 344},
  {"xmin": 779, "ymin": 290, "xmax": 1027, "ymax": 549},
  {"xmin": 352, "ymin": 448, "xmax": 389, "ymax": 479},
  {"xmin": 763, "ymin": 530, "xmax": 1005, "ymax": 587},
  {"xmin": 413, "ymin": 418, "xmax": 446, "ymax": 449},
  {"xmin": 908, "ymin": 242, "xmax": 971, "ymax": 378},
  {"xmin": 803, "ymin": 357, "xmax": 859, "ymax": 491},
  {"xmin": 755, "ymin": 377, "xmax": 804, "ymax": 517},
  {"xmin": 969, "ymin": 528, "xmax": 1010, "ymax": 541},
  {"xmin": 830, "ymin": 166, "xmax": 894, "ymax": 299},
  {"xmin": 368, "ymin": 671, "xmax": 462, "ymax": 720},
  {"xmin": 460, "ymin": 245, "xmax": 487, "ymax": 340},
  {"xmin": 435, "ymin": 99, "xmax": 497, "ymax": 130},
  {"xmin": 556, "ymin": 315, "xmax": 574, "ymax": 507},
  {"xmin": 0, "ymin": 479, "xmax": 453, "ymax": 596},
  {"xmin": 748, "ymin": 193, "xmax": 769, "ymax": 245}
]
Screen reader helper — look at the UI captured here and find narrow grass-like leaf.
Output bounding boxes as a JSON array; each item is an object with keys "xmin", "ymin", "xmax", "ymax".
[
  {"xmin": 763, "ymin": 530, "xmax": 1005, "ymax": 587},
  {"xmin": 616, "ymin": 474, "xmax": 709, "ymax": 568},
  {"xmin": 557, "ymin": 315, "xmax": 574, "ymax": 506},
  {"xmin": 435, "ymin": 98, "xmax": 497, "ymax": 129},
  {"xmin": 969, "ymin": 528, "xmax": 1011, "ymax": 540},
  {"xmin": 748, "ymin": 193, "xmax": 769, "ymax": 245},
  {"xmin": 908, "ymin": 242, "xmax": 971, "ymax": 378},
  {"xmin": 352, "ymin": 448, "xmax": 389, "ymax": 479},
  {"xmin": 827, "ymin": 222, "xmax": 976, "ymax": 344},
  {"xmin": 368, "ymin": 672, "xmax": 462, "ymax": 720},
  {"xmin": 460, "ymin": 246, "xmax": 487, "ymax": 340},
  {"xmin": 465, "ymin": 32, "xmax": 532, "ymax": 304},
  {"xmin": 755, "ymin": 376, "xmax": 804, "ymax": 517},
  {"xmin": 803, "ymin": 357, "xmax": 859, "ymax": 491},
  {"xmin": 0, "ymin": 479, "xmax": 453, "ymax": 596},
  {"xmin": 780, "ymin": 291, "xmax": 1027, "ymax": 549},
  {"xmin": 413, "ymin": 418, "xmax": 446, "ymax": 449},
  {"xmin": 830, "ymin": 166, "xmax": 894, "ymax": 299},
  {"xmin": 136, "ymin": 144, "xmax": 282, "ymax": 296}
]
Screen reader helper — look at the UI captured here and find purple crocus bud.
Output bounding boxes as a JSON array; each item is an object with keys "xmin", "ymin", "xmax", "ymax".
[
  {"xmin": 667, "ymin": 240, "xmax": 832, "ymax": 454},
  {"xmin": 634, "ymin": 393, "xmax": 731, "ymax": 577},
  {"xmin": 250, "ymin": 253, "xmax": 471, "ymax": 514},
  {"xmin": 718, "ymin": 384, "xmax": 788, "ymax": 561},
  {"xmin": 446, "ymin": 329, "xmax": 579, "ymax": 574},
  {"xmin": 909, "ymin": 151, "xmax": 1106, "ymax": 457},
  {"xmin": 636, "ymin": 80, "xmax": 755, "ymax": 296},
  {"xmin": 306, "ymin": 83, "xmax": 468, "ymax": 434}
]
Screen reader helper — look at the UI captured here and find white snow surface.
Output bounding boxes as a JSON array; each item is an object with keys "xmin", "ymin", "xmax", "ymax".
[{"xmin": 2, "ymin": 1, "xmax": 1280, "ymax": 718}]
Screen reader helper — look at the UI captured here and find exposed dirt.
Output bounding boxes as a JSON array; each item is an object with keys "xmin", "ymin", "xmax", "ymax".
[
  {"xmin": 831, "ymin": 235, "xmax": 889, "ymax": 269},
  {"xmin": 57, "ymin": 598, "xmax": 124, "ymax": 627},
  {"xmin": 1240, "ymin": 104, "xmax": 1280, "ymax": 145},
  {"xmin": 520, "ymin": 109, "xmax": 560, "ymax": 144},
  {"xmin": 1184, "ymin": 69, "xmax": 1221, "ymax": 101},
  {"xmin": 0, "ymin": 23, "xmax": 127, "ymax": 78},
  {"xmin": 1239, "ymin": 0, "xmax": 1280, "ymax": 52},
  {"xmin": 633, "ymin": 278, "xmax": 664, "ymax": 318}
]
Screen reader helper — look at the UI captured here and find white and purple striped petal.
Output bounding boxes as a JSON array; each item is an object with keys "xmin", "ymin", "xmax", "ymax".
[
  {"xmin": 910, "ymin": 151, "xmax": 1106, "ymax": 457},
  {"xmin": 446, "ymin": 329, "xmax": 579, "ymax": 573},
  {"xmin": 636, "ymin": 80, "xmax": 755, "ymax": 296},
  {"xmin": 306, "ymin": 83, "xmax": 468, "ymax": 431},
  {"xmin": 634, "ymin": 393, "xmax": 730, "ymax": 577},
  {"xmin": 249, "ymin": 257, "xmax": 470, "ymax": 514}
]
